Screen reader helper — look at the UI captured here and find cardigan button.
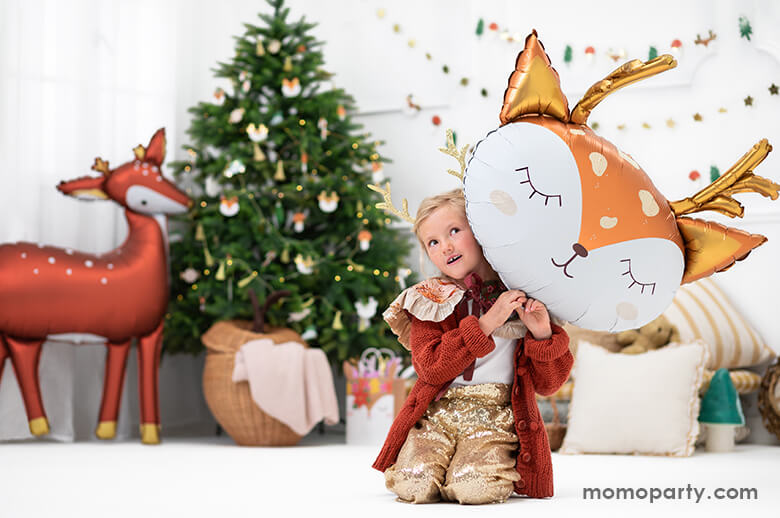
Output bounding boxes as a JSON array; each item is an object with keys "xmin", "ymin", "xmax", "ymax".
[
  {"xmin": 517, "ymin": 367, "xmax": 528, "ymax": 376},
  {"xmin": 521, "ymin": 452, "xmax": 531, "ymax": 463},
  {"xmin": 513, "ymin": 385, "xmax": 520, "ymax": 397},
  {"xmin": 517, "ymin": 420, "xmax": 527, "ymax": 431},
  {"xmin": 530, "ymin": 421, "xmax": 539, "ymax": 432},
  {"xmin": 517, "ymin": 479, "xmax": 526, "ymax": 488}
]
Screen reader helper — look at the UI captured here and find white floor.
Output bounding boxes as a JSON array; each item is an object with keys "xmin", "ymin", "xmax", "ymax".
[{"xmin": 1, "ymin": 432, "xmax": 778, "ymax": 518}]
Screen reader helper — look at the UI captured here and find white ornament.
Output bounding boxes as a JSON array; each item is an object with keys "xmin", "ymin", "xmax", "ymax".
[
  {"xmin": 397, "ymin": 267, "xmax": 411, "ymax": 289},
  {"xmin": 213, "ymin": 87, "xmax": 226, "ymax": 106},
  {"xmin": 288, "ymin": 307, "xmax": 311, "ymax": 323},
  {"xmin": 267, "ymin": 39, "xmax": 281, "ymax": 54},
  {"xmin": 292, "ymin": 211, "xmax": 307, "ymax": 233},
  {"xmin": 270, "ymin": 112, "xmax": 284, "ymax": 126},
  {"xmin": 229, "ymin": 108, "xmax": 245, "ymax": 124},
  {"xmin": 180, "ymin": 267, "xmax": 200, "ymax": 284},
  {"xmin": 242, "ymin": 80, "xmax": 251, "ymax": 93},
  {"xmin": 205, "ymin": 176, "xmax": 221, "ymax": 197},
  {"xmin": 247, "ymin": 123, "xmax": 269, "ymax": 142},
  {"xmin": 294, "ymin": 254, "xmax": 314, "ymax": 274},
  {"xmin": 317, "ymin": 117, "xmax": 328, "ymax": 140},
  {"xmin": 219, "ymin": 196, "xmax": 239, "ymax": 217},
  {"xmin": 371, "ymin": 161, "xmax": 384, "ymax": 183},
  {"xmin": 289, "ymin": 107, "xmax": 298, "ymax": 115},
  {"xmin": 301, "ymin": 326, "xmax": 318, "ymax": 341},
  {"xmin": 223, "ymin": 159, "xmax": 246, "ymax": 178},
  {"xmin": 355, "ymin": 297, "xmax": 378, "ymax": 332},
  {"xmin": 317, "ymin": 191, "xmax": 339, "ymax": 213},
  {"xmin": 281, "ymin": 78, "xmax": 302, "ymax": 97}
]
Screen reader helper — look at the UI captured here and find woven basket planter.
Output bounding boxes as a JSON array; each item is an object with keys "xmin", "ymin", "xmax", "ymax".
[
  {"xmin": 201, "ymin": 319, "xmax": 307, "ymax": 446},
  {"xmin": 545, "ymin": 397, "xmax": 567, "ymax": 451},
  {"xmin": 758, "ymin": 358, "xmax": 780, "ymax": 441}
]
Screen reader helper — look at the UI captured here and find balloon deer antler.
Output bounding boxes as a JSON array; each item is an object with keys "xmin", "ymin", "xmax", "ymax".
[{"xmin": 438, "ymin": 129, "xmax": 469, "ymax": 182}]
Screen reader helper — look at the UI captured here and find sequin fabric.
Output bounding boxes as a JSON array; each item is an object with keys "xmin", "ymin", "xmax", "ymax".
[{"xmin": 384, "ymin": 383, "xmax": 521, "ymax": 504}]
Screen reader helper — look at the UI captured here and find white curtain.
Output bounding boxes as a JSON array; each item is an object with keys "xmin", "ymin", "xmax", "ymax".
[{"xmin": 0, "ymin": 0, "xmax": 213, "ymax": 441}]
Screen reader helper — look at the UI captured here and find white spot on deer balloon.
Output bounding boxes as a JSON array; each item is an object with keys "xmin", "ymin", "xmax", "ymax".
[
  {"xmin": 152, "ymin": 166, "xmax": 159, "ymax": 172},
  {"xmin": 48, "ymin": 257, "xmax": 56, "ymax": 264},
  {"xmin": 85, "ymin": 260, "xmax": 94, "ymax": 268},
  {"xmin": 142, "ymin": 169, "xmax": 149, "ymax": 176},
  {"xmin": 65, "ymin": 249, "xmax": 74, "ymax": 255},
  {"xmin": 616, "ymin": 301, "xmax": 638, "ymax": 321},
  {"xmin": 600, "ymin": 216, "xmax": 618, "ymax": 229},
  {"xmin": 66, "ymin": 268, "xmax": 72, "ymax": 276},
  {"xmin": 126, "ymin": 185, "xmax": 188, "ymax": 215},
  {"xmin": 589, "ymin": 152, "xmax": 607, "ymax": 176},
  {"xmin": 100, "ymin": 277, "xmax": 108, "ymax": 285},
  {"xmin": 619, "ymin": 150, "xmax": 640, "ymax": 169},
  {"xmin": 21, "ymin": 252, "xmax": 26, "ymax": 259},
  {"xmin": 155, "ymin": 176, "xmax": 162, "ymax": 182},
  {"xmin": 638, "ymin": 190, "xmax": 659, "ymax": 217},
  {"xmin": 107, "ymin": 263, "xmax": 114, "ymax": 270},
  {"xmin": 489, "ymin": 190, "xmax": 517, "ymax": 215},
  {"xmin": 33, "ymin": 268, "xmax": 39, "ymax": 275}
]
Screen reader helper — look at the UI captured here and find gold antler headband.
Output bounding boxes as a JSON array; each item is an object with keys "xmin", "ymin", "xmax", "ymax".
[{"xmin": 367, "ymin": 128, "xmax": 468, "ymax": 224}]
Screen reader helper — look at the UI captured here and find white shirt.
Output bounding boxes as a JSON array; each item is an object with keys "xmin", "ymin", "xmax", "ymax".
[{"xmin": 450, "ymin": 300, "xmax": 516, "ymax": 386}]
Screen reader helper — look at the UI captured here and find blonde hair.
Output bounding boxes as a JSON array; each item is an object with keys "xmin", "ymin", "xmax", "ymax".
[{"xmin": 412, "ymin": 188, "xmax": 466, "ymax": 278}]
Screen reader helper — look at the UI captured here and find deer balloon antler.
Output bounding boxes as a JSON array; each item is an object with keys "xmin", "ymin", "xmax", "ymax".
[
  {"xmin": 438, "ymin": 129, "xmax": 468, "ymax": 182},
  {"xmin": 367, "ymin": 182, "xmax": 416, "ymax": 224}
]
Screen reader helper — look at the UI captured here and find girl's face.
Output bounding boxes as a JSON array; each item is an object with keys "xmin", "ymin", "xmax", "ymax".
[{"xmin": 418, "ymin": 204, "xmax": 486, "ymax": 281}]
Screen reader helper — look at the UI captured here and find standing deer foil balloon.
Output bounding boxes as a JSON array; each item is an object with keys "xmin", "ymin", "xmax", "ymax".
[
  {"xmin": 0, "ymin": 128, "xmax": 190, "ymax": 444},
  {"xmin": 453, "ymin": 31, "xmax": 779, "ymax": 332}
]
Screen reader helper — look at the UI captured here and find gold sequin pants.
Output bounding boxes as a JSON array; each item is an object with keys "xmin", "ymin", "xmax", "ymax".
[{"xmin": 385, "ymin": 383, "xmax": 521, "ymax": 504}]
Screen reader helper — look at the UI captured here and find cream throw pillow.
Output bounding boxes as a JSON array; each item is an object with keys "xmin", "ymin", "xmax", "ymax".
[
  {"xmin": 663, "ymin": 278, "xmax": 773, "ymax": 369},
  {"xmin": 560, "ymin": 340, "xmax": 708, "ymax": 457}
]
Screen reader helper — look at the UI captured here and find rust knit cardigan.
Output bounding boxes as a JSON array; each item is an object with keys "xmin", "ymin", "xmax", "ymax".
[{"xmin": 372, "ymin": 312, "xmax": 573, "ymax": 498}]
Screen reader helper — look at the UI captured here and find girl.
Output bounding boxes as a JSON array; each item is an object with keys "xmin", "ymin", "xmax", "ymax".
[{"xmin": 374, "ymin": 188, "xmax": 573, "ymax": 504}]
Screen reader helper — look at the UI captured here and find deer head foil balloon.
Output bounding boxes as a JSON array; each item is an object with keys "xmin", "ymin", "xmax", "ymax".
[
  {"xmin": 0, "ymin": 128, "xmax": 190, "ymax": 443},
  {"xmin": 461, "ymin": 31, "xmax": 779, "ymax": 332}
]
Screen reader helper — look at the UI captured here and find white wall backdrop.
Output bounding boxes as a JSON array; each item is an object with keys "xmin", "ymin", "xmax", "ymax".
[{"xmin": 1, "ymin": 0, "xmax": 779, "ymax": 440}]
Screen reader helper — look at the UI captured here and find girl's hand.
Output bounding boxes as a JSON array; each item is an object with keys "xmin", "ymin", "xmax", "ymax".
[
  {"xmin": 479, "ymin": 290, "xmax": 525, "ymax": 336},
  {"xmin": 517, "ymin": 298, "xmax": 552, "ymax": 340}
]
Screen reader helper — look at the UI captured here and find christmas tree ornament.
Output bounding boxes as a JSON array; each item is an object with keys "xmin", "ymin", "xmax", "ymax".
[
  {"xmin": 648, "ymin": 46, "xmax": 658, "ymax": 60},
  {"xmin": 283, "ymin": 56, "xmax": 293, "ymax": 72},
  {"xmin": 332, "ymin": 310, "xmax": 343, "ymax": 330},
  {"xmin": 397, "ymin": 267, "xmax": 411, "ymax": 289},
  {"xmin": 261, "ymin": 250, "xmax": 277, "ymax": 267},
  {"xmin": 718, "ymin": 107, "xmax": 728, "ymax": 113},
  {"xmin": 671, "ymin": 39, "xmax": 683, "ymax": 52},
  {"xmin": 296, "ymin": 44, "xmax": 306, "ymax": 53},
  {"xmin": 744, "ymin": 96, "xmax": 754, "ymax": 106},
  {"xmin": 739, "ymin": 16, "xmax": 752, "ymax": 40},
  {"xmin": 476, "ymin": 18, "xmax": 484, "ymax": 37},
  {"xmin": 371, "ymin": 161, "xmax": 385, "ymax": 183},
  {"xmin": 247, "ymin": 123, "xmax": 269, "ymax": 142},
  {"xmin": 317, "ymin": 117, "xmax": 328, "ymax": 139},
  {"xmin": 666, "ymin": 118, "xmax": 676, "ymax": 128},
  {"xmin": 219, "ymin": 195, "xmax": 240, "ymax": 217},
  {"xmin": 301, "ymin": 325, "xmax": 318, "ymax": 341},
  {"xmin": 180, "ymin": 267, "xmax": 200, "ymax": 284},
  {"xmin": 239, "ymin": 70, "xmax": 251, "ymax": 93},
  {"xmin": 693, "ymin": 113, "xmax": 703, "ymax": 121},
  {"xmin": 432, "ymin": 115, "xmax": 442, "ymax": 126},
  {"xmin": 317, "ymin": 191, "xmax": 340, "ymax": 212},
  {"xmin": 0, "ymin": 128, "xmax": 189, "ymax": 443},
  {"xmin": 694, "ymin": 30, "xmax": 717, "ymax": 47},
  {"xmin": 195, "ymin": 223, "xmax": 206, "ymax": 242},
  {"xmin": 256, "ymin": 40, "xmax": 265, "ymax": 56},
  {"xmin": 267, "ymin": 39, "xmax": 282, "ymax": 54},
  {"xmin": 606, "ymin": 48, "xmax": 626, "ymax": 62},
  {"xmin": 699, "ymin": 368, "xmax": 745, "ymax": 452},
  {"xmin": 213, "ymin": 87, "xmax": 226, "ymax": 106},
  {"xmin": 229, "ymin": 107, "xmax": 245, "ymax": 124},
  {"xmin": 292, "ymin": 211, "xmax": 307, "ymax": 232},
  {"xmin": 270, "ymin": 111, "xmax": 284, "ymax": 126},
  {"xmin": 280, "ymin": 247, "xmax": 290, "ymax": 264},
  {"xmin": 354, "ymin": 297, "xmax": 378, "ymax": 332},
  {"xmin": 584, "ymin": 46, "xmax": 595, "ymax": 62},
  {"xmin": 281, "ymin": 77, "xmax": 302, "ymax": 97},
  {"xmin": 564, "ymin": 45, "xmax": 573, "ymax": 64},
  {"xmin": 223, "ymin": 159, "xmax": 246, "ymax": 178},
  {"xmin": 769, "ymin": 84, "xmax": 779, "ymax": 95},
  {"xmin": 289, "ymin": 107, "xmax": 298, "ymax": 115},
  {"xmin": 287, "ymin": 307, "xmax": 311, "ymax": 323},
  {"xmin": 689, "ymin": 170, "xmax": 701, "ymax": 181},
  {"xmin": 294, "ymin": 254, "xmax": 314, "ymax": 274},
  {"xmin": 488, "ymin": 22, "xmax": 498, "ymax": 32},
  {"xmin": 253, "ymin": 143, "xmax": 266, "ymax": 162},
  {"xmin": 357, "ymin": 230, "xmax": 372, "ymax": 251},
  {"xmin": 237, "ymin": 270, "xmax": 258, "ymax": 288},
  {"xmin": 710, "ymin": 165, "xmax": 721, "ymax": 182},
  {"xmin": 337, "ymin": 104, "xmax": 346, "ymax": 120},
  {"xmin": 274, "ymin": 200, "xmax": 285, "ymax": 226},
  {"xmin": 205, "ymin": 176, "xmax": 221, "ymax": 197},
  {"xmin": 451, "ymin": 31, "xmax": 778, "ymax": 332},
  {"xmin": 199, "ymin": 296, "xmax": 206, "ymax": 312},
  {"xmin": 274, "ymin": 160, "xmax": 286, "ymax": 181},
  {"xmin": 267, "ymin": 149, "xmax": 278, "ymax": 163},
  {"xmin": 301, "ymin": 152, "xmax": 308, "ymax": 173},
  {"xmin": 215, "ymin": 260, "xmax": 226, "ymax": 281}
]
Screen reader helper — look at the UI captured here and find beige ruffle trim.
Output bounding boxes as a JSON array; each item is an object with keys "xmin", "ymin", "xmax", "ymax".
[{"xmin": 383, "ymin": 277, "xmax": 532, "ymax": 350}]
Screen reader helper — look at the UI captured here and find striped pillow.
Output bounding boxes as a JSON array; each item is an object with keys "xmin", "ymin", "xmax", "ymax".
[{"xmin": 663, "ymin": 278, "xmax": 774, "ymax": 370}]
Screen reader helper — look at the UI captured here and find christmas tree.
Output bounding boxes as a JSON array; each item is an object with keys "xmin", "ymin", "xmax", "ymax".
[{"xmin": 166, "ymin": 0, "xmax": 416, "ymax": 364}]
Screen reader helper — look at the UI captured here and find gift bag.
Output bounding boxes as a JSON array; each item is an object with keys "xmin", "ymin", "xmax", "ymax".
[{"xmin": 343, "ymin": 348, "xmax": 407, "ymax": 445}]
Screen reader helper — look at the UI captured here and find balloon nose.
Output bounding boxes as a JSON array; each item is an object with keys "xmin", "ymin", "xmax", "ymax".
[{"xmin": 572, "ymin": 243, "xmax": 588, "ymax": 257}]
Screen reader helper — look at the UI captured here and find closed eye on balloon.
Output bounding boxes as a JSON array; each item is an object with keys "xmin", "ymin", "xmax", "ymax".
[
  {"xmin": 620, "ymin": 258, "xmax": 656, "ymax": 295},
  {"xmin": 515, "ymin": 166, "xmax": 562, "ymax": 207}
]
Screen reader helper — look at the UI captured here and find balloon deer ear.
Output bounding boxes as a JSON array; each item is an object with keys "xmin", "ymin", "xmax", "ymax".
[
  {"xmin": 141, "ymin": 128, "xmax": 167, "ymax": 166},
  {"xmin": 500, "ymin": 30, "xmax": 570, "ymax": 125},
  {"xmin": 677, "ymin": 218, "xmax": 766, "ymax": 284}
]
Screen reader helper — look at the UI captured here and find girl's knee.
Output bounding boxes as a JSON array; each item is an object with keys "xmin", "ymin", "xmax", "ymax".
[{"xmin": 441, "ymin": 473, "xmax": 515, "ymax": 504}]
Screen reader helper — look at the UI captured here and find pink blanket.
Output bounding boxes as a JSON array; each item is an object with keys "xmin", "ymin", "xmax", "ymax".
[{"xmin": 232, "ymin": 338, "xmax": 339, "ymax": 436}]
